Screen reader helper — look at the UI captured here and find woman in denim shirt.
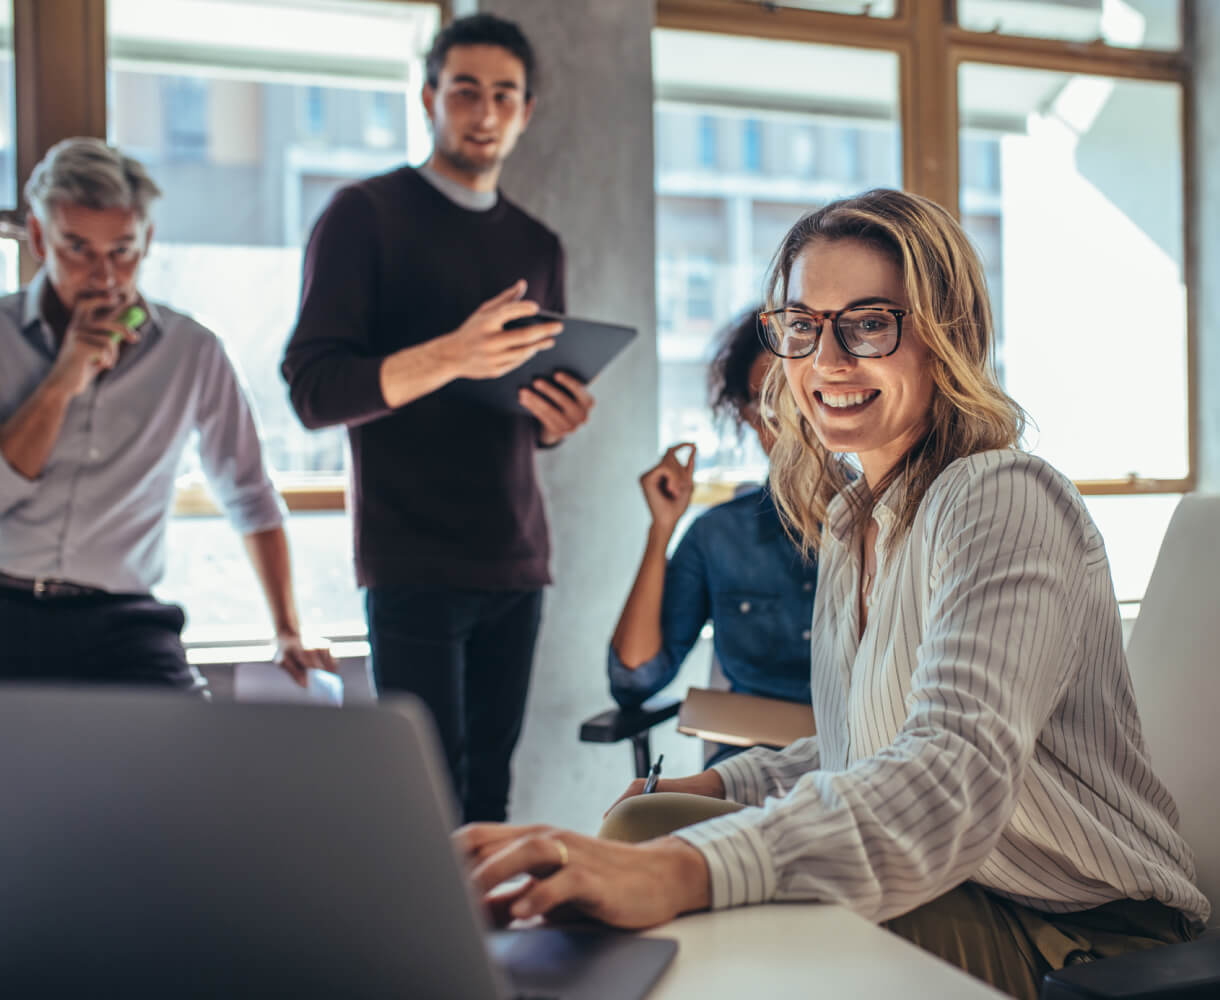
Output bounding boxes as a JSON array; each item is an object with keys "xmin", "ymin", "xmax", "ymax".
[{"xmin": 608, "ymin": 308, "xmax": 815, "ymax": 759}]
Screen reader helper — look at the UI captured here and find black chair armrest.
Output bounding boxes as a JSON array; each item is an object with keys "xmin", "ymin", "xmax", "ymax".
[
  {"xmin": 1040, "ymin": 932, "xmax": 1220, "ymax": 999},
  {"xmin": 579, "ymin": 695, "xmax": 682, "ymax": 744}
]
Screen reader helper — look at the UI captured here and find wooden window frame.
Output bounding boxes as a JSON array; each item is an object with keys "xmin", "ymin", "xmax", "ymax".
[
  {"xmin": 658, "ymin": 0, "xmax": 1196, "ymax": 499},
  {"xmin": 4, "ymin": 0, "xmax": 441, "ymax": 516},
  {"xmin": 7, "ymin": 1, "xmax": 1197, "ymax": 511}
]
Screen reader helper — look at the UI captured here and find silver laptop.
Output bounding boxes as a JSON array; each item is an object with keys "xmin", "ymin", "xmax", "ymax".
[{"xmin": 0, "ymin": 687, "xmax": 676, "ymax": 999}]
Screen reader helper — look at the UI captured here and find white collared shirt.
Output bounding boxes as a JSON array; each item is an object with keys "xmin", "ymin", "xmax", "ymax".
[
  {"xmin": 678, "ymin": 449, "xmax": 1208, "ymax": 926},
  {"xmin": 0, "ymin": 273, "xmax": 285, "ymax": 593}
]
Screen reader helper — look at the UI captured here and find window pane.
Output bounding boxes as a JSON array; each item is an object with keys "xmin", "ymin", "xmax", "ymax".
[
  {"xmin": 959, "ymin": 64, "xmax": 1185, "ymax": 481},
  {"xmin": 161, "ymin": 512, "xmax": 364, "ymax": 642},
  {"xmin": 654, "ymin": 29, "xmax": 900, "ymax": 482},
  {"xmin": 1083, "ymin": 494, "xmax": 1180, "ymax": 603},
  {"xmin": 958, "ymin": 0, "xmax": 1180, "ymax": 51},
  {"xmin": 959, "ymin": 64, "xmax": 1185, "ymax": 601},
  {"xmin": 107, "ymin": 0, "xmax": 438, "ymax": 487},
  {"xmin": 0, "ymin": 237, "xmax": 17, "ymax": 294},
  {"xmin": 739, "ymin": 0, "xmax": 896, "ymax": 16},
  {"xmin": 0, "ymin": 2, "xmax": 13, "ymax": 207}
]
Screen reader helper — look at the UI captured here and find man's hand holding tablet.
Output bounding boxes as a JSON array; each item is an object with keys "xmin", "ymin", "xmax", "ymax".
[
  {"xmin": 520, "ymin": 370, "xmax": 596, "ymax": 446},
  {"xmin": 445, "ymin": 293, "xmax": 635, "ymax": 440},
  {"xmin": 440, "ymin": 280, "xmax": 564, "ymax": 380}
]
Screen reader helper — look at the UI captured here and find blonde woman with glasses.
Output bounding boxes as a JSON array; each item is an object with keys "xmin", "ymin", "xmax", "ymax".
[{"xmin": 455, "ymin": 190, "xmax": 1206, "ymax": 998}]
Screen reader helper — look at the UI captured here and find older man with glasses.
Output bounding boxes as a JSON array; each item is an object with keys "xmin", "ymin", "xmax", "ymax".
[{"xmin": 0, "ymin": 137, "xmax": 334, "ymax": 693}]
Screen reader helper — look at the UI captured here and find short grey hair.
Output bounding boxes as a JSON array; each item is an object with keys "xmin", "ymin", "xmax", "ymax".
[{"xmin": 24, "ymin": 137, "xmax": 161, "ymax": 224}]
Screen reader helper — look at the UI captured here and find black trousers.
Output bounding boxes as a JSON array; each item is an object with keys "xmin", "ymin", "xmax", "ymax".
[
  {"xmin": 365, "ymin": 586, "xmax": 543, "ymax": 824},
  {"xmin": 0, "ymin": 589, "xmax": 205, "ymax": 692}
]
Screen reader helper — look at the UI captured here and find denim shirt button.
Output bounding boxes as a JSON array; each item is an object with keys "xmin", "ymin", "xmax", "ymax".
[
  {"xmin": 739, "ymin": 601, "xmax": 751, "ymax": 614},
  {"xmin": 802, "ymin": 629, "xmax": 812, "ymax": 640},
  {"xmin": 803, "ymin": 581, "xmax": 813, "ymax": 591}
]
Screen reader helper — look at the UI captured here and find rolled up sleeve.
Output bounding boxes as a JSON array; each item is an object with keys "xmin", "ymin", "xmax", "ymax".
[
  {"xmin": 0, "ymin": 451, "xmax": 38, "ymax": 516},
  {"xmin": 195, "ymin": 336, "xmax": 285, "ymax": 534}
]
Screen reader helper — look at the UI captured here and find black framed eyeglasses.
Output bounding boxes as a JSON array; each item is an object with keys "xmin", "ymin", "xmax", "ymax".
[{"xmin": 758, "ymin": 306, "xmax": 907, "ymax": 360}]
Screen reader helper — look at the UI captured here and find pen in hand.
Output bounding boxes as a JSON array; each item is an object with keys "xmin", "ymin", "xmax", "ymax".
[{"xmin": 642, "ymin": 753, "xmax": 664, "ymax": 794}]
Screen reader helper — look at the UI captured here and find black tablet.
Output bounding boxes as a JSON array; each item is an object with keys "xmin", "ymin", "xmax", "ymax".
[{"xmin": 448, "ymin": 312, "xmax": 637, "ymax": 414}]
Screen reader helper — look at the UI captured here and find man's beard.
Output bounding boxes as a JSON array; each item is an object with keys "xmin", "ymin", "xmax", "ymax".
[{"xmin": 436, "ymin": 138, "xmax": 501, "ymax": 176}]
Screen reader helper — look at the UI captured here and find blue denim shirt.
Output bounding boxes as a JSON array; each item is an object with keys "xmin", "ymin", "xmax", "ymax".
[{"xmin": 608, "ymin": 486, "xmax": 815, "ymax": 708}]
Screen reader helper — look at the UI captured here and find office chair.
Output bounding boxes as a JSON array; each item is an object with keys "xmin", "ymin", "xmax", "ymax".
[
  {"xmin": 579, "ymin": 691, "xmax": 684, "ymax": 779},
  {"xmin": 579, "ymin": 650, "xmax": 730, "ymax": 778},
  {"xmin": 580, "ymin": 648, "xmax": 818, "ymax": 777},
  {"xmin": 1040, "ymin": 493, "xmax": 1220, "ymax": 998},
  {"xmin": 581, "ymin": 648, "xmax": 817, "ymax": 777}
]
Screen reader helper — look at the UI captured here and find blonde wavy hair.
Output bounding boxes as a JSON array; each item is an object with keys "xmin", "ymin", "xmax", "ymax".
[{"xmin": 763, "ymin": 189, "xmax": 1026, "ymax": 556}]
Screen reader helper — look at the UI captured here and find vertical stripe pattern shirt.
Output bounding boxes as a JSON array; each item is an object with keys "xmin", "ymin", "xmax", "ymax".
[{"xmin": 676, "ymin": 449, "xmax": 1208, "ymax": 927}]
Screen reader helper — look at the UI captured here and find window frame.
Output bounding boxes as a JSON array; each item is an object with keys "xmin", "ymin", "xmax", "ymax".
[
  {"xmin": 5, "ymin": 0, "xmax": 1197, "ymax": 506},
  {"xmin": 657, "ymin": 0, "xmax": 1196, "ymax": 499},
  {"xmin": 3, "ymin": 0, "xmax": 444, "ymax": 515}
]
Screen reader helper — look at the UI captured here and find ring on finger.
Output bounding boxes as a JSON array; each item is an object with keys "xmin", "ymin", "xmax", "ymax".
[{"xmin": 552, "ymin": 838, "xmax": 569, "ymax": 869}]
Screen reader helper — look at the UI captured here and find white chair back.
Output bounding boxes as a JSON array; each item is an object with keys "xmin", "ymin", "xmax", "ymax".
[{"xmin": 1124, "ymin": 493, "xmax": 1220, "ymax": 927}]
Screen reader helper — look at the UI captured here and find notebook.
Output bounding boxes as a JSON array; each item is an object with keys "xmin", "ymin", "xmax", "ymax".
[
  {"xmin": 0, "ymin": 686, "xmax": 676, "ymax": 999},
  {"xmin": 677, "ymin": 686, "xmax": 816, "ymax": 748}
]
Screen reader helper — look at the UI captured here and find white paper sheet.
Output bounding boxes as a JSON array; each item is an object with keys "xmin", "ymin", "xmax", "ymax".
[{"xmin": 233, "ymin": 662, "xmax": 344, "ymax": 706}]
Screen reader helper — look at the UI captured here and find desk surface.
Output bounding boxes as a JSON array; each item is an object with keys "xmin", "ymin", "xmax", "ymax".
[{"xmin": 646, "ymin": 903, "xmax": 1005, "ymax": 998}]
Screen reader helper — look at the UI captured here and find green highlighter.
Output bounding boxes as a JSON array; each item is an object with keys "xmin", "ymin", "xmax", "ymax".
[{"xmin": 109, "ymin": 304, "xmax": 147, "ymax": 344}]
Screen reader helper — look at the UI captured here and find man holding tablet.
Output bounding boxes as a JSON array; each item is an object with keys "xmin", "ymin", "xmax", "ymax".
[{"xmin": 282, "ymin": 14, "xmax": 594, "ymax": 822}]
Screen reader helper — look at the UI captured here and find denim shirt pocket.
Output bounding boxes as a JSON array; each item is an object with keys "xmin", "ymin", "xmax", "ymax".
[{"xmin": 710, "ymin": 591, "xmax": 788, "ymax": 689}]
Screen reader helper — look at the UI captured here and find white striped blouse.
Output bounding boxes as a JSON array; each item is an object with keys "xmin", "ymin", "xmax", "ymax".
[{"xmin": 676, "ymin": 449, "xmax": 1209, "ymax": 926}]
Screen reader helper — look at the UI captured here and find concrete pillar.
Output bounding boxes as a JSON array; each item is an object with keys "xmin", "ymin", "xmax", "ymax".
[
  {"xmin": 450, "ymin": 0, "xmax": 696, "ymax": 831},
  {"xmin": 1193, "ymin": 3, "xmax": 1220, "ymax": 491}
]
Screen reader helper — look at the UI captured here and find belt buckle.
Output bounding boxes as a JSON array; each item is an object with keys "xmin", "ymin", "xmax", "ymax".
[{"xmin": 32, "ymin": 578, "xmax": 48, "ymax": 599}]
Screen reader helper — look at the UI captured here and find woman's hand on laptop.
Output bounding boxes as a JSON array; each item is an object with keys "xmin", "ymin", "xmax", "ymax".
[{"xmin": 455, "ymin": 824, "xmax": 710, "ymax": 929}]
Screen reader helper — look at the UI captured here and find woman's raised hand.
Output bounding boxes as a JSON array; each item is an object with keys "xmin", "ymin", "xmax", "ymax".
[{"xmin": 639, "ymin": 443, "xmax": 696, "ymax": 533}]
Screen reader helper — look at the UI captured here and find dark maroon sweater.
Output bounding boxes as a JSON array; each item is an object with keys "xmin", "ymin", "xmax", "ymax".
[{"xmin": 281, "ymin": 166, "xmax": 565, "ymax": 590}]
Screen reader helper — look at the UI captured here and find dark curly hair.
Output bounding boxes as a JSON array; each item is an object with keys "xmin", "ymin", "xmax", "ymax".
[
  {"xmin": 426, "ymin": 14, "xmax": 538, "ymax": 100},
  {"xmin": 708, "ymin": 305, "xmax": 767, "ymax": 433}
]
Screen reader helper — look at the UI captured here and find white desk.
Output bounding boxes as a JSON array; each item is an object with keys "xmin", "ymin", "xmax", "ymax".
[{"xmin": 646, "ymin": 903, "xmax": 1005, "ymax": 998}]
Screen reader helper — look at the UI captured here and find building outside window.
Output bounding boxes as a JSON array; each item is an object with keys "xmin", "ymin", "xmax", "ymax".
[
  {"xmin": 652, "ymin": 0, "xmax": 1189, "ymax": 605},
  {"xmin": 12, "ymin": 0, "xmax": 1191, "ymax": 638},
  {"xmin": 654, "ymin": 28, "xmax": 901, "ymax": 485},
  {"xmin": 742, "ymin": 118, "xmax": 762, "ymax": 173},
  {"xmin": 105, "ymin": 0, "xmax": 439, "ymax": 642},
  {"xmin": 163, "ymin": 77, "xmax": 209, "ymax": 161}
]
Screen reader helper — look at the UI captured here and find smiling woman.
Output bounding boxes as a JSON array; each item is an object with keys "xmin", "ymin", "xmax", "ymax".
[
  {"xmin": 763, "ymin": 189, "xmax": 1024, "ymax": 553},
  {"xmin": 455, "ymin": 190, "xmax": 1206, "ymax": 1000},
  {"xmin": 770, "ymin": 240, "xmax": 934, "ymax": 488}
]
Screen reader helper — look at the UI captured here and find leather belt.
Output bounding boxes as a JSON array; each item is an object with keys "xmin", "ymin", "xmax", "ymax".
[{"xmin": 0, "ymin": 570, "xmax": 109, "ymax": 599}]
